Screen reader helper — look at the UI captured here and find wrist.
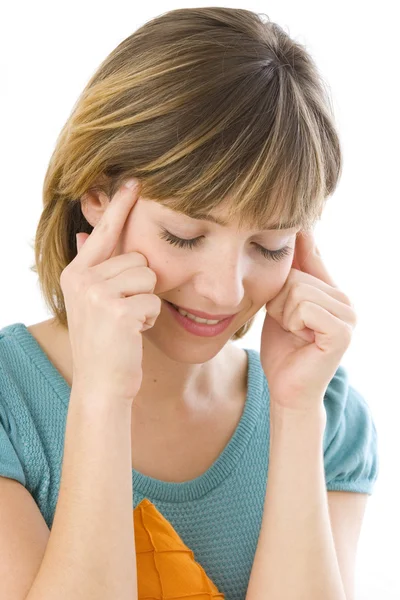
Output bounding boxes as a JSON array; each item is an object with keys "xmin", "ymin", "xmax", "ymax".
[
  {"xmin": 270, "ymin": 399, "xmax": 327, "ymax": 429},
  {"xmin": 269, "ymin": 401, "xmax": 326, "ymax": 455},
  {"xmin": 70, "ymin": 384, "xmax": 134, "ymax": 414}
]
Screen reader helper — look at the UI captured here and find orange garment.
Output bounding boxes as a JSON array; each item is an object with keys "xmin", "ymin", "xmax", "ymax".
[{"xmin": 134, "ymin": 499, "xmax": 225, "ymax": 599}]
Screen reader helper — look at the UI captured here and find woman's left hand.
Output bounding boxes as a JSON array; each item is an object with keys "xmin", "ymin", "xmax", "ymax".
[{"xmin": 260, "ymin": 230, "xmax": 357, "ymax": 413}]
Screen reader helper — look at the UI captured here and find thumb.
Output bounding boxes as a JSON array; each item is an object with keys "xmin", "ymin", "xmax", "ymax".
[{"xmin": 76, "ymin": 232, "xmax": 90, "ymax": 253}]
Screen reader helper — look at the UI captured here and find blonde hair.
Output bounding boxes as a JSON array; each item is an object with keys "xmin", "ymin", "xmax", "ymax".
[{"xmin": 31, "ymin": 7, "xmax": 342, "ymax": 341}]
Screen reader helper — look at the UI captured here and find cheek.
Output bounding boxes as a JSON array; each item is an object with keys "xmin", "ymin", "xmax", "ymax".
[
  {"xmin": 146, "ymin": 252, "xmax": 184, "ymax": 297},
  {"xmin": 253, "ymin": 265, "xmax": 291, "ymax": 305}
]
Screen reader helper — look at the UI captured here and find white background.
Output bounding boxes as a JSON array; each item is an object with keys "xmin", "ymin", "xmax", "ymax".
[{"xmin": 1, "ymin": 1, "xmax": 398, "ymax": 598}]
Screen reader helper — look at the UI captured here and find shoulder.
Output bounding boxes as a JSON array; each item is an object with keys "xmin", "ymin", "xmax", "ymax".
[
  {"xmin": 322, "ymin": 364, "xmax": 379, "ymax": 495},
  {"xmin": 0, "ymin": 335, "xmax": 27, "ymax": 487}
]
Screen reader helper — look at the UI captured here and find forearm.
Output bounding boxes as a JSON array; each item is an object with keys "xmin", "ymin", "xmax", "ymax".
[
  {"xmin": 27, "ymin": 388, "xmax": 137, "ymax": 600},
  {"xmin": 246, "ymin": 403, "xmax": 346, "ymax": 600}
]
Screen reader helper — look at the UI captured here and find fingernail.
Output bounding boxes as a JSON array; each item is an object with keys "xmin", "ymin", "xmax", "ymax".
[{"xmin": 124, "ymin": 178, "xmax": 138, "ymax": 189}]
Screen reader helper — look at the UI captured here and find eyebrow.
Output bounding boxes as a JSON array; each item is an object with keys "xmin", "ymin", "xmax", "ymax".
[{"xmin": 190, "ymin": 212, "xmax": 295, "ymax": 230}]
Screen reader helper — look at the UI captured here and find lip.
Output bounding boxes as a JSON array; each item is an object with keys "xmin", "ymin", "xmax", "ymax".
[
  {"xmin": 165, "ymin": 302, "xmax": 237, "ymax": 320},
  {"xmin": 164, "ymin": 300, "xmax": 236, "ymax": 337}
]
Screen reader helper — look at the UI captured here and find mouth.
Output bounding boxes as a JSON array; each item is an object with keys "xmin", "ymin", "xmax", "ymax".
[
  {"xmin": 165, "ymin": 301, "xmax": 236, "ymax": 321},
  {"xmin": 164, "ymin": 300, "xmax": 236, "ymax": 337}
]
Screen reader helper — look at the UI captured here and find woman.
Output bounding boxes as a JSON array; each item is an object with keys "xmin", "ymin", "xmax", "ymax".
[{"xmin": 0, "ymin": 7, "xmax": 378, "ymax": 600}]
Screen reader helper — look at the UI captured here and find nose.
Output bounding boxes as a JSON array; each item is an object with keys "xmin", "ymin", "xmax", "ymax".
[{"xmin": 192, "ymin": 252, "xmax": 246, "ymax": 312}]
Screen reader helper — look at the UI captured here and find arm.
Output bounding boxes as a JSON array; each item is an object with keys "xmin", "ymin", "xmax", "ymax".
[
  {"xmin": 246, "ymin": 402, "xmax": 347, "ymax": 600},
  {"xmin": 26, "ymin": 387, "xmax": 137, "ymax": 600}
]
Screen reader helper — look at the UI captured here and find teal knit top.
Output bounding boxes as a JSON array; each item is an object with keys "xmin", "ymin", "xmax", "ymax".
[{"xmin": 0, "ymin": 322, "xmax": 379, "ymax": 599}]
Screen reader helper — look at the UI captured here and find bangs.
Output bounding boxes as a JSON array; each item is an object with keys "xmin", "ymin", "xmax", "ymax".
[{"xmin": 102, "ymin": 54, "xmax": 334, "ymax": 234}]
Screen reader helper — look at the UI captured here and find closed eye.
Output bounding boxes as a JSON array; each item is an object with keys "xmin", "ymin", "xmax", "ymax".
[{"xmin": 158, "ymin": 229, "xmax": 292, "ymax": 262}]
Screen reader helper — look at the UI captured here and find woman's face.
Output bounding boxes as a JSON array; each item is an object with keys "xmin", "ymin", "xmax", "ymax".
[{"xmin": 83, "ymin": 191, "xmax": 300, "ymax": 361}]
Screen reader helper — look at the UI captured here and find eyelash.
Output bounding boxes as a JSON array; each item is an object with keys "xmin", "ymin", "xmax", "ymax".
[{"xmin": 159, "ymin": 229, "xmax": 292, "ymax": 262}]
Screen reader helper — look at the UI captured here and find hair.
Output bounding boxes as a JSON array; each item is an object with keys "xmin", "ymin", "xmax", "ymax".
[{"xmin": 31, "ymin": 7, "xmax": 342, "ymax": 341}]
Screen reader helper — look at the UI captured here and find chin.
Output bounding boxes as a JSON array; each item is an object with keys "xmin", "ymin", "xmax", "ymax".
[{"xmin": 143, "ymin": 327, "xmax": 231, "ymax": 364}]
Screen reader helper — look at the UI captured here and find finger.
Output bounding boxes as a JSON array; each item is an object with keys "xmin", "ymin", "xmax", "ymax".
[
  {"xmin": 287, "ymin": 301, "xmax": 353, "ymax": 355},
  {"xmin": 93, "ymin": 250, "xmax": 148, "ymax": 280},
  {"xmin": 76, "ymin": 232, "xmax": 89, "ymax": 253},
  {"xmin": 75, "ymin": 179, "xmax": 141, "ymax": 268},
  {"xmin": 282, "ymin": 284, "xmax": 357, "ymax": 334},
  {"xmin": 265, "ymin": 269, "xmax": 351, "ymax": 320},
  {"xmin": 294, "ymin": 231, "xmax": 338, "ymax": 287}
]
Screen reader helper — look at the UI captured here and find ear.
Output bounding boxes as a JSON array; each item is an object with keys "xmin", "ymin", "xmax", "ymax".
[{"xmin": 80, "ymin": 188, "xmax": 110, "ymax": 228}]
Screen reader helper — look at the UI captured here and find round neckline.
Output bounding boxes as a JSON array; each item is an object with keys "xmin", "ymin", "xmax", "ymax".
[{"xmin": 6, "ymin": 322, "xmax": 267, "ymax": 502}]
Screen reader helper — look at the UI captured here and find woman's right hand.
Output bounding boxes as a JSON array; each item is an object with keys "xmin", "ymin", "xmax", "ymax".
[{"xmin": 60, "ymin": 179, "xmax": 161, "ymax": 407}]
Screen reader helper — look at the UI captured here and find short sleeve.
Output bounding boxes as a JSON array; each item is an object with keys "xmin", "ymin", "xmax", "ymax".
[
  {"xmin": 323, "ymin": 364, "xmax": 379, "ymax": 495},
  {"xmin": 0, "ymin": 393, "xmax": 26, "ymax": 486}
]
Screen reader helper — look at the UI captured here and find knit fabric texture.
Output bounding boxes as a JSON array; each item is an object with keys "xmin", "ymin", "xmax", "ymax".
[{"xmin": 0, "ymin": 322, "xmax": 379, "ymax": 599}]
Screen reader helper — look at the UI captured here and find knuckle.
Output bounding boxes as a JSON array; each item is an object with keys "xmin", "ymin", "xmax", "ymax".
[
  {"xmin": 289, "ymin": 282, "xmax": 304, "ymax": 303},
  {"xmin": 86, "ymin": 282, "xmax": 104, "ymax": 305},
  {"xmin": 60, "ymin": 265, "xmax": 80, "ymax": 290},
  {"xmin": 113, "ymin": 302, "xmax": 130, "ymax": 321}
]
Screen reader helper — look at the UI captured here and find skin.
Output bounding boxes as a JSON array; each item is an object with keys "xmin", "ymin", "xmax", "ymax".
[{"xmin": 61, "ymin": 188, "xmax": 299, "ymax": 418}]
